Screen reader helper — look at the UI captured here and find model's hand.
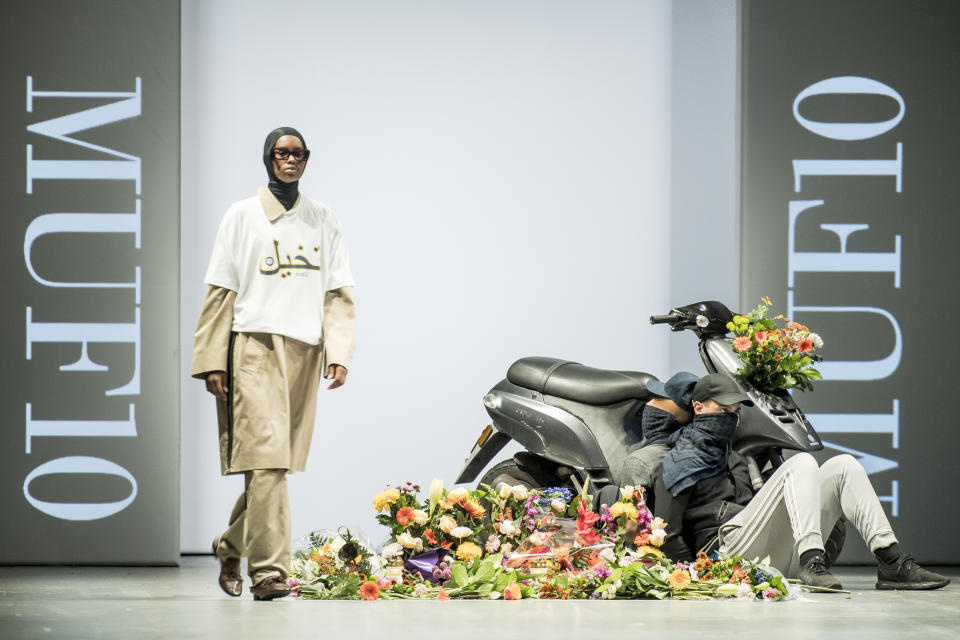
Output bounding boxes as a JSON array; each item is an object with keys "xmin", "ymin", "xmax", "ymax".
[
  {"xmin": 205, "ymin": 371, "xmax": 229, "ymax": 400},
  {"xmin": 647, "ymin": 397, "xmax": 692, "ymax": 425},
  {"xmin": 326, "ymin": 364, "xmax": 348, "ymax": 390}
]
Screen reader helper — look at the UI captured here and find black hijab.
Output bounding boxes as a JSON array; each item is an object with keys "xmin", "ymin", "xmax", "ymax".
[{"xmin": 263, "ymin": 126, "xmax": 307, "ymax": 211}]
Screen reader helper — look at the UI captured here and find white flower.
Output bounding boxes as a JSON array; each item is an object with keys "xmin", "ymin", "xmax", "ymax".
[
  {"xmin": 501, "ymin": 542, "xmax": 513, "ymax": 556},
  {"xmin": 499, "ymin": 519, "xmax": 520, "ymax": 537},
  {"xmin": 429, "ymin": 478, "xmax": 444, "ymax": 512},
  {"xmin": 649, "ymin": 528, "xmax": 667, "ymax": 546},
  {"xmin": 550, "ymin": 499, "xmax": 566, "ymax": 513},
  {"xmin": 450, "ymin": 526, "xmax": 473, "ymax": 540},
  {"xmin": 381, "ymin": 542, "xmax": 403, "ymax": 559},
  {"xmin": 414, "ymin": 583, "xmax": 428, "ymax": 598},
  {"xmin": 397, "ymin": 532, "xmax": 422, "ymax": 550},
  {"xmin": 498, "ymin": 483, "xmax": 513, "ymax": 499},
  {"xmin": 485, "ymin": 534, "xmax": 501, "ymax": 553},
  {"xmin": 489, "ymin": 591, "xmax": 502, "ymax": 600},
  {"xmin": 618, "ymin": 552, "xmax": 640, "ymax": 567},
  {"xmin": 598, "ymin": 547, "xmax": 617, "ymax": 565},
  {"xmin": 447, "ymin": 487, "xmax": 469, "ymax": 502},
  {"xmin": 650, "ymin": 517, "xmax": 666, "ymax": 531},
  {"xmin": 438, "ymin": 515, "xmax": 457, "ymax": 534},
  {"xmin": 809, "ymin": 332, "xmax": 824, "ymax": 349},
  {"xmin": 411, "ymin": 509, "xmax": 429, "ymax": 525},
  {"xmin": 620, "ymin": 485, "xmax": 635, "ymax": 500},
  {"xmin": 511, "ymin": 485, "xmax": 529, "ymax": 501},
  {"xmin": 735, "ymin": 582, "xmax": 756, "ymax": 600}
]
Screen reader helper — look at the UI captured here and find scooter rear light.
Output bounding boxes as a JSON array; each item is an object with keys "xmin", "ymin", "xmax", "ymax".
[{"xmin": 482, "ymin": 393, "xmax": 501, "ymax": 410}]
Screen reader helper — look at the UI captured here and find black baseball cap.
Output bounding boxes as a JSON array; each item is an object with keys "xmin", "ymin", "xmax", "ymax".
[
  {"xmin": 646, "ymin": 371, "xmax": 699, "ymax": 412},
  {"xmin": 692, "ymin": 373, "xmax": 749, "ymax": 405}
]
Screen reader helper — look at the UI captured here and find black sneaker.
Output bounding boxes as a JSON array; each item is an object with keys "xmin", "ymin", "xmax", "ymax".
[
  {"xmin": 798, "ymin": 553, "xmax": 843, "ymax": 591},
  {"xmin": 876, "ymin": 554, "xmax": 951, "ymax": 590}
]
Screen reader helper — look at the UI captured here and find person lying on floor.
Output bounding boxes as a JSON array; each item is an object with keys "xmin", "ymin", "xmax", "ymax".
[{"xmin": 652, "ymin": 373, "xmax": 950, "ymax": 591}]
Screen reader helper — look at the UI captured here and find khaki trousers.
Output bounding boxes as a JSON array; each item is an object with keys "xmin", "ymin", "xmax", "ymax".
[{"xmin": 215, "ymin": 469, "xmax": 291, "ymax": 584}]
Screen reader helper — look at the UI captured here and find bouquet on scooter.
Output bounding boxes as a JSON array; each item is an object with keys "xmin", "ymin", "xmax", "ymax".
[{"xmin": 727, "ymin": 297, "xmax": 824, "ymax": 394}]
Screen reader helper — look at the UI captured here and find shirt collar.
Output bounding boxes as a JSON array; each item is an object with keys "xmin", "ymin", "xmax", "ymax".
[{"xmin": 258, "ymin": 185, "xmax": 301, "ymax": 221}]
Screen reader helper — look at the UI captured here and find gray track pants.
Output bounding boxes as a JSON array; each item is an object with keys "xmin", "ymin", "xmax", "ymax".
[{"xmin": 718, "ymin": 453, "xmax": 897, "ymax": 577}]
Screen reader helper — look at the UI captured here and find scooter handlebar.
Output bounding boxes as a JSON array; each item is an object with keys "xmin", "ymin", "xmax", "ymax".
[{"xmin": 649, "ymin": 312, "xmax": 682, "ymax": 325}]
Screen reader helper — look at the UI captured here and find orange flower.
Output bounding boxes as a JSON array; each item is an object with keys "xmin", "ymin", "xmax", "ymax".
[
  {"xmin": 459, "ymin": 496, "xmax": 486, "ymax": 520},
  {"xmin": 729, "ymin": 568, "xmax": 748, "ymax": 583},
  {"xmin": 437, "ymin": 586, "xmax": 450, "ymax": 601},
  {"xmin": 634, "ymin": 531, "xmax": 650, "ymax": 546},
  {"xmin": 798, "ymin": 339, "xmax": 813, "ymax": 353},
  {"xmin": 360, "ymin": 581, "xmax": 380, "ymax": 601},
  {"xmin": 668, "ymin": 568, "xmax": 691, "ymax": 591},
  {"xmin": 395, "ymin": 507, "xmax": 414, "ymax": 526},
  {"xmin": 504, "ymin": 583, "xmax": 523, "ymax": 600},
  {"xmin": 423, "ymin": 528, "xmax": 438, "ymax": 546},
  {"xmin": 733, "ymin": 337, "xmax": 752, "ymax": 352}
]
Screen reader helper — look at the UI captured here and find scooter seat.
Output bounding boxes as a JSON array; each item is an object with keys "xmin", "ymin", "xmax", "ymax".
[{"xmin": 507, "ymin": 356, "xmax": 657, "ymax": 405}]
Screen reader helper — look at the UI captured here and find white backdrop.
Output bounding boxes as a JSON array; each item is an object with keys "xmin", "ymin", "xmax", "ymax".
[{"xmin": 179, "ymin": 0, "xmax": 737, "ymax": 552}]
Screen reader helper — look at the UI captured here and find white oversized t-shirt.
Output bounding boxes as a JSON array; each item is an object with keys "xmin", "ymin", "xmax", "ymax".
[{"xmin": 204, "ymin": 190, "xmax": 355, "ymax": 345}]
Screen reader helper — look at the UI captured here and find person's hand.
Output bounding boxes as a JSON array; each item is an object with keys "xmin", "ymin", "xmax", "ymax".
[
  {"xmin": 647, "ymin": 397, "xmax": 692, "ymax": 424},
  {"xmin": 326, "ymin": 364, "xmax": 348, "ymax": 390},
  {"xmin": 205, "ymin": 371, "xmax": 229, "ymax": 400}
]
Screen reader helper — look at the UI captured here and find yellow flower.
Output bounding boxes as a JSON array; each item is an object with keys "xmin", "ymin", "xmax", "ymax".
[
  {"xmin": 456, "ymin": 541, "xmax": 482, "ymax": 563},
  {"xmin": 635, "ymin": 545, "xmax": 663, "ymax": 558},
  {"xmin": 669, "ymin": 568, "xmax": 691, "ymax": 591},
  {"xmin": 373, "ymin": 488, "xmax": 400, "ymax": 512},
  {"xmin": 609, "ymin": 502, "xmax": 638, "ymax": 522}
]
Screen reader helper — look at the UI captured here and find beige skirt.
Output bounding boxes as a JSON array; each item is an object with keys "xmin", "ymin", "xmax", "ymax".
[{"xmin": 216, "ymin": 331, "xmax": 322, "ymax": 474}]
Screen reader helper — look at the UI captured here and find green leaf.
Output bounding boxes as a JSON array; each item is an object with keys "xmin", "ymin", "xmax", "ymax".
[
  {"xmin": 473, "ymin": 562, "xmax": 495, "ymax": 585},
  {"xmin": 451, "ymin": 563, "xmax": 468, "ymax": 588}
]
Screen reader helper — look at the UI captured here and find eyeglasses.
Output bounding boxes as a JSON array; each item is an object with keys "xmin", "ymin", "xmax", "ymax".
[{"xmin": 273, "ymin": 147, "xmax": 310, "ymax": 161}]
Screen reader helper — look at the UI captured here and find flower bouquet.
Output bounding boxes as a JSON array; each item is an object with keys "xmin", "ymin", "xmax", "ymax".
[
  {"xmin": 727, "ymin": 297, "xmax": 824, "ymax": 394},
  {"xmin": 289, "ymin": 528, "xmax": 377, "ymax": 599}
]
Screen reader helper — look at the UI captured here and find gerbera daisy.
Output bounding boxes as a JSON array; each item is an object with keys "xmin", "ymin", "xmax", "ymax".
[
  {"xmin": 669, "ymin": 568, "xmax": 691, "ymax": 591},
  {"xmin": 359, "ymin": 581, "xmax": 380, "ymax": 601}
]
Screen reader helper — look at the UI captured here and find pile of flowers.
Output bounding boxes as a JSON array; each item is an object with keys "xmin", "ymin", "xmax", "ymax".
[
  {"xmin": 374, "ymin": 480, "xmax": 487, "ymax": 565},
  {"xmin": 728, "ymin": 296, "xmax": 823, "ymax": 394},
  {"xmin": 289, "ymin": 480, "xmax": 794, "ymax": 602}
]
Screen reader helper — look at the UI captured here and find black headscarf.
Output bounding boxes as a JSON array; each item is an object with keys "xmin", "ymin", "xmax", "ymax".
[{"xmin": 263, "ymin": 126, "xmax": 308, "ymax": 211}]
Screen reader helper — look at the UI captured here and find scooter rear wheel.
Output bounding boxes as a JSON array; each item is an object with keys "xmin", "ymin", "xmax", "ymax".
[{"xmin": 478, "ymin": 459, "xmax": 538, "ymax": 491}]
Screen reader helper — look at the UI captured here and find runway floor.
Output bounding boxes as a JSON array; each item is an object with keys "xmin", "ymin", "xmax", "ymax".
[{"xmin": 1, "ymin": 557, "xmax": 957, "ymax": 639}]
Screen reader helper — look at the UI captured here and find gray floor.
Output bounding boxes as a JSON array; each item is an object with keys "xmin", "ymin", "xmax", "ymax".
[{"xmin": 1, "ymin": 557, "xmax": 957, "ymax": 639}]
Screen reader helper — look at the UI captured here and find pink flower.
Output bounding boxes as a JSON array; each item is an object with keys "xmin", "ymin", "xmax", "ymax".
[
  {"xmin": 360, "ymin": 581, "xmax": 380, "ymax": 601},
  {"xmin": 798, "ymin": 338, "xmax": 813, "ymax": 353},
  {"xmin": 376, "ymin": 576, "xmax": 393, "ymax": 589},
  {"xmin": 753, "ymin": 330, "xmax": 768, "ymax": 343},
  {"xmin": 762, "ymin": 587, "xmax": 780, "ymax": 601},
  {"xmin": 504, "ymin": 583, "xmax": 523, "ymax": 600},
  {"xmin": 733, "ymin": 337, "xmax": 752, "ymax": 352}
]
